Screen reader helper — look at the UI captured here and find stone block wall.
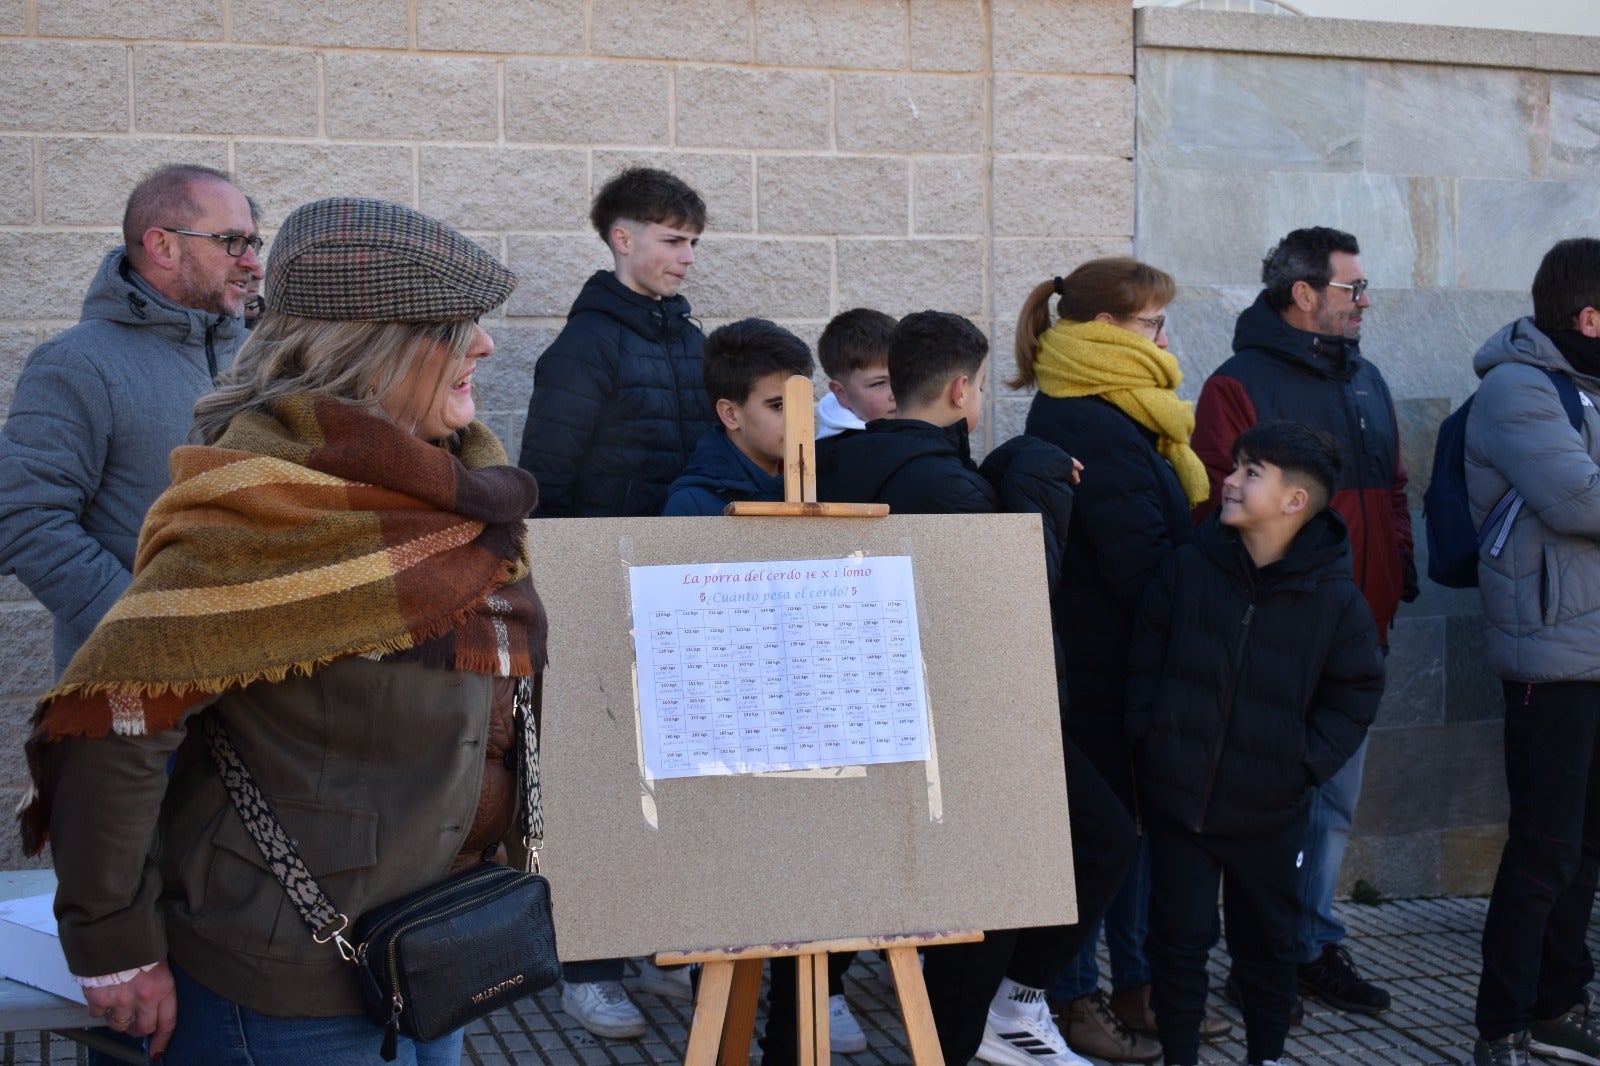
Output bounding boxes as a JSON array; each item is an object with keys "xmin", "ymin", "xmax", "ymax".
[
  {"xmin": 1135, "ymin": 8, "xmax": 1600, "ymax": 896},
  {"xmin": 0, "ymin": 0, "xmax": 1137, "ymax": 867}
]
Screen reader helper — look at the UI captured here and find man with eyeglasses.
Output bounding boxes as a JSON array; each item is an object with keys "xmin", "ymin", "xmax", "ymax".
[
  {"xmin": 0, "ymin": 163, "xmax": 262, "ymax": 678},
  {"xmin": 1190, "ymin": 226, "xmax": 1413, "ymax": 1021}
]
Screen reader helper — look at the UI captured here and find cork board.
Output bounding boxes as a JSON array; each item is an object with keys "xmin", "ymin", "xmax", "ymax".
[{"xmin": 528, "ymin": 513, "xmax": 1076, "ymax": 961}]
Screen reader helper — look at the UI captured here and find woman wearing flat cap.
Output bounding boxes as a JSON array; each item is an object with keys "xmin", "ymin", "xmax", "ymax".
[{"xmin": 18, "ymin": 197, "xmax": 546, "ymax": 1064}]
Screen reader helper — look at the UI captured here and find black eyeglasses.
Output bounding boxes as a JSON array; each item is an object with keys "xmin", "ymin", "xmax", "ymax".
[
  {"xmin": 1323, "ymin": 278, "xmax": 1369, "ymax": 302},
  {"xmin": 1132, "ymin": 314, "xmax": 1166, "ymax": 335},
  {"xmin": 161, "ymin": 228, "xmax": 264, "ymax": 258}
]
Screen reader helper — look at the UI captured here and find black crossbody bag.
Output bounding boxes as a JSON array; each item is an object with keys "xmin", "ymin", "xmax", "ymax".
[{"xmin": 204, "ymin": 675, "xmax": 561, "ymax": 1060}]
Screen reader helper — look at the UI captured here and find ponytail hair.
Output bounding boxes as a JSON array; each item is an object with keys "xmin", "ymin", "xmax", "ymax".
[{"xmin": 1010, "ymin": 257, "xmax": 1177, "ymax": 388}]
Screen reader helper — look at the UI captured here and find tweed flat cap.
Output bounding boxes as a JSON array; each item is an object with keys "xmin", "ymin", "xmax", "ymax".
[{"xmin": 266, "ymin": 197, "xmax": 517, "ymax": 322}]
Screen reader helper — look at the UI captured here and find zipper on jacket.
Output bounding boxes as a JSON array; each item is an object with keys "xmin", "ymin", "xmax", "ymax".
[
  {"xmin": 1194, "ymin": 599, "xmax": 1255, "ymax": 831},
  {"xmin": 1343, "ymin": 382, "xmax": 1373, "ymax": 591},
  {"xmin": 204, "ymin": 319, "xmax": 219, "ymax": 379}
]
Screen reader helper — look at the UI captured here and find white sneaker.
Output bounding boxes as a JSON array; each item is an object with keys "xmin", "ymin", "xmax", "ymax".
[
  {"xmin": 636, "ymin": 960, "xmax": 694, "ymax": 1002},
  {"xmin": 829, "ymin": 993, "xmax": 868, "ymax": 1053},
  {"xmin": 560, "ymin": 979, "xmax": 647, "ymax": 1039},
  {"xmin": 977, "ymin": 1007, "xmax": 1092, "ymax": 1066}
]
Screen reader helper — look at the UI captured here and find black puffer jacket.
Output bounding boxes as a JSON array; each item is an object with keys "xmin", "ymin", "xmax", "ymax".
[
  {"xmin": 816, "ymin": 419, "xmax": 997, "ymax": 514},
  {"xmin": 517, "ymin": 270, "xmax": 714, "ymax": 517},
  {"xmin": 978, "ymin": 435, "xmax": 1079, "ymax": 730},
  {"xmin": 977, "ymin": 434, "xmax": 1076, "ymax": 595},
  {"xmin": 1025, "ymin": 394, "xmax": 1192, "ymax": 809},
  {"xmin": 1126, "ymin": 509, "xmax": 1385, "ymax": 835}
]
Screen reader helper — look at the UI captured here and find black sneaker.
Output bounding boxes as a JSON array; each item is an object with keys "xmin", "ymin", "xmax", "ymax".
[
  {"xmin": 1473, "ymin": 1031, "xmax": 1532, "ymax": 1066},
  {"xmin": 1221, "ymin": 972, "xmax": 1303, "ymax": 1026},
  {"xmin": 1297, "ymin": 945, "xmax": 1390, "ymax": 1014},
  {"xmin": 1529, "ymin": 995, "xmax": 1600, "ymax": 1065}
]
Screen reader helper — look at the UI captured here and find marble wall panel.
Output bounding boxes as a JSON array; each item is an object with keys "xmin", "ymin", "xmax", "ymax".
[
  {"xmin": 1137, "ymin": 50, "xmax": 1364, "ymax": 173},
  {"xmin": 1396, "ymin": 398, "xmax": 1451, "ymax": 505},
  {"xmin": 1458, "ymin": 180, "xmax": 1600, "ymax": 291},
  {"xmin": 1376, "ymin": 615, "xmax": 1444, "ymax": 727},
  {"xmin": 1258, "ymin": 172, "xmax": 1455, "ymax": 292},
  {"xmin": 1338, "ymin": 831, "xmax": 1439, "ymax": 899},
  {"xmin": 1356, "ymin": 289, "xmax": 1499, "ymax": 404},
  {"xmin": 1135, "ymin": 167, "xmax": 1273, "ymax": 289},
  {"xmin": 1445, "ymin": 614, "xmax": 1507, "ymax": 724},
  {"xmin": 1440, "ymin": 825, "xmax": 1507, "ymax": 896},
  {"xmin": 1355, "ymin": 720, "xmax": 1507, "ymax": 836},
  {"xmin": 1548, "ymin": 75, "xmax": 1600, "ymax": 181},
  {"xmin": 1161, "ymin": 285, "xmax": 1259, "ymax": 401},
  {"xmin": 1363, "ymin": 63, "xmax": 1549, "ymax": 181}
]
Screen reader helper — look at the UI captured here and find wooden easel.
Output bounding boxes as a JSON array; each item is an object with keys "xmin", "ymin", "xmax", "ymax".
[{"xmin": 664, "ymin": 375, "xmax": 982, "ymax": 1065}]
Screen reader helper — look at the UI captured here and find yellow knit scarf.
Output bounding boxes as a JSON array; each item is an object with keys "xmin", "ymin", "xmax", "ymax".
[{"xmin": 1033, "ymin": 319, "xmax": 1210, "ymax": 507}]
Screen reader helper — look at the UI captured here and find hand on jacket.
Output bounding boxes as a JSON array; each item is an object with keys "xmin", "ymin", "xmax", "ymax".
[{"xmin": 85, "ymin": 961, "xmax": 176, "ymax": 1057}]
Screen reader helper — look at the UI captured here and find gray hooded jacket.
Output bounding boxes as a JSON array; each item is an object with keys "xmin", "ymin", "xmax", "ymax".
[
  {"xmin": 1465, "ymin": 316, "xmax": 1600, "ymax": 683},
  {"xmin": 0, "ymin": 249, "xmax": 245, "ymax": 675}
]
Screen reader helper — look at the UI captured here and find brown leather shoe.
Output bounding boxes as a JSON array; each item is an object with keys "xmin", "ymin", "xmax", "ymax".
[
  {"xmin": 1056, "ymin": 990, "xmax": 1162, "ymax": 1063},
  {"xmin": 1110, "ymin": 981, "xmax": 1234, "ymax": 1042},
  {"xmin": 1110, "ymin": 982, "xmax": 1158, "ymax": 1036},
  {"xmin": 1198, "ymin": 1008, "xmax": 1233, "ymax": 1041}
]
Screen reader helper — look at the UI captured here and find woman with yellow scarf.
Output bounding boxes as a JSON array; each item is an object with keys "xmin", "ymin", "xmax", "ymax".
[{"xmin": 1014, "ymin": 258, "xmax": 1233, "ymax": 1064}]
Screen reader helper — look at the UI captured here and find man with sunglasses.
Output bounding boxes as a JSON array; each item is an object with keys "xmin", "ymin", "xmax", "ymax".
[
  {"xmin": 1191, "ymin": 226, "xmax": 1413, "ymax": 1021},
  {"xmin": 0, "ymin": 164, "xmax": 261, "ymax": 679}
]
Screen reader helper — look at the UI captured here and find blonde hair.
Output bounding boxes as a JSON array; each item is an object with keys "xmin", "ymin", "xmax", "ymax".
[
  {"xmin": 1010, "ymin": 257, "xmax": 1177, "ymax": 388},
  {"xmin": 193, "ymin": 312, "xmax": 478, "ymax": 444}
]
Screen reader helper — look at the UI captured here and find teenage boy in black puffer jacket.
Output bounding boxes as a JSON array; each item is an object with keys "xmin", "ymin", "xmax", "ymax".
[
  {"xmin": 517, "ymin": 168, "xmax": 717, "ymax": 1035},
  {"xmin": 819, "ymin": 310, "xmax": 1134, "ymax": 1066},
  {"xmin": 518, "ymin": 167, "xmax": 716, "ymax": 520},
  {"xmin": 1126, "ymin": 421, "xmax": 1385, "ymax": 1066}
]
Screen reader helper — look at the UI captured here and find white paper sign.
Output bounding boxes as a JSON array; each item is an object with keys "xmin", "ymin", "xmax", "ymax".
[{"xmin": 629, "ymin": 555, "xmax": 930, "ymax": 779}]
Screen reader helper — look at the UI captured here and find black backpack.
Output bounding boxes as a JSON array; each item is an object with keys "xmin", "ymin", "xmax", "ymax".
[{"xmin": 1423, "ymin": 367, "xmax": 1585, "ymax": 588}]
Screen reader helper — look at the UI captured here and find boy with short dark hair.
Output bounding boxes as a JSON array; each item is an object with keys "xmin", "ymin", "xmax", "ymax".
[
  {"xmin": 816, "ymin": 307, "xmax": 897, "ymax": 439},
  {"xmin": 662, "ymin": 318, "xmax": 814, "ymax": 516},
  {"xmin": 517, "ymin": 166, "xmax": 715, "ymax": 1036},
  {"xmin": 518, "ymin": 166, "xmax": 715, "ymax": 520},
  {"xmin": 818, "ymin": 310, "xmax": 1136, "ymax": 1066},
  {"xmin": 1127, "ymin": 421, "xmax": 1385, "ymax": 1066},
  {"xmin": 817, "ymin": 309, "xmax": 993, "ymax": 512}
]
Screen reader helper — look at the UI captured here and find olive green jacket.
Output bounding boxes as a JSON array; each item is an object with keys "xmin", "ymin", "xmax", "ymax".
[{"xmin": 47, "ymin": 657, "xmax": 494, "ymax": 1017}]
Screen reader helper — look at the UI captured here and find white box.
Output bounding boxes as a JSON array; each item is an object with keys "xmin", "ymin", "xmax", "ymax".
[{"xmin": 0, "ymin": 892, "xmax": 87, "ymax": 1004}]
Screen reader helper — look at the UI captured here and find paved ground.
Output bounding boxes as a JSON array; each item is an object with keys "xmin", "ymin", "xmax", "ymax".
[{"xmin": 0, "ymin": 896, "xmax": 1566, "ymax": 1065}]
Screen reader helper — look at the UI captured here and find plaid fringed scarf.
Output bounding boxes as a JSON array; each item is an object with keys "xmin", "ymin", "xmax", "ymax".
[{"xmin": 19, "ymin": 396, "xmax": 547, "ymax": 854}]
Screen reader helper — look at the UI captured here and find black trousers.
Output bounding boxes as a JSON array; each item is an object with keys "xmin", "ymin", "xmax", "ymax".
[
  {"xmin": 1476, "ymin": 680, "xmax": 1600, "ymax": 1040},
  {"xmin": 921, "ymin": 734, "xmax": 1137, "ymax": 1065},
  {"xmin": 759, "ymin": 951, "xmax": 858, "ymax": 1065},
  {"xmin": 1146, "ymin": 814, "xmax": 1302, "ymax": 1066}
]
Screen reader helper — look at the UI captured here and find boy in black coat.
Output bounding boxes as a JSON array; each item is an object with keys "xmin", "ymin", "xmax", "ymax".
[
  {"xmin": 661, "ymin": 319, "xmax": 814, "ymax": 517},
  {"xmin": 1126, "ymin": 421, "xmax": 1384, "ymax": 1066},
  {"xmin": 819, "ymin": 310, "xmax": 1133, "ymax": 1066},
  {"xmin": 518, "ymin": 167, "xmax": 716, "ymax": 520},
  {"xmin": 517, "ymin": 168, "xmax": 716, "ymax": 1034}
]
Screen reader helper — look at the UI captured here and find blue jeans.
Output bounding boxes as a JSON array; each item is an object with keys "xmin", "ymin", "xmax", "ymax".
[
  {"xmin": 1296, "ymin": 735, "xmax": 1368, "ymax": 963},
  {"xmin": 163, "ymin": 961, "xmax": 465, "ymax": 1065},
  {"xmin": 1050, "ymin": 834, "xmax": 1151, "ymax": 999}
]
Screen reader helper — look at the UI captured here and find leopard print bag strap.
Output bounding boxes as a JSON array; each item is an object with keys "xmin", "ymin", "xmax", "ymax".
[
  {"xmin": 514, "ymin": 675, "xmax": 544, "ymax": 873},
  {"xmin": 203, "ymin": 713, "xmax": 357, "ymax": 960}
]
